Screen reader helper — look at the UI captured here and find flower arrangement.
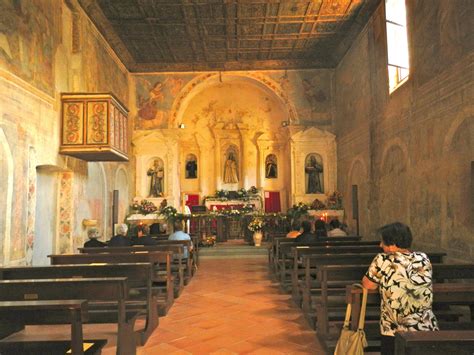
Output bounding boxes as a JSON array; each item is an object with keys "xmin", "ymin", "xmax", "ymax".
[
  {"xmin": 203, "ymin": 187, "xmax": 261, "ymax": 202},
  {"xmin": 311, "ymin": 198, "xmax": 326, "ymax": 210},
  {"xmin": 248, "ymin": 217, "xmax": 265, "ymax": 232},
  {"xmin": 287, "ymin": 202, "xmax": 310, "ymax": 222},
  {"xmin": 326, "ymin": 191, "xmax": 343, "ymax": 209},
  {"xmin": 200, "ymin": 235, "xmax": 216, "ymax": 247},
  {"xmin": 160, "ymin": 205, "xmax": 178, "ymax": 221},
  {"xmin": 135, "ymin": 199, "xmax": 158, "ymax": 215}
]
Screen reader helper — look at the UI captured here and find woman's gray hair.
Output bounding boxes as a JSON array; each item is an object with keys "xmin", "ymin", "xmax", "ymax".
[
  {"xmin": 115, "ymin": 223, "xmax": 128, "ymax": 236},
  {"xmin": 87, "ymin": 228, "xmax": 99, "ymax": 239}
]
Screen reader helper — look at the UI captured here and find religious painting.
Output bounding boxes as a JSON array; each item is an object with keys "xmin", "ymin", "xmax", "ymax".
[
  {"xmin": 185, "ymin": 154, "xmax": 198, "ymax": 179},
  {"xmin": 0, "ymin": 0, "xmax": 58, "ymax": 96},
  {"xmin": 223, "ymin": 147, "xmax": 239, "ymax": 184},
  {"xmin": 135, "ymin": 74, "xmax": 194, "ymax": 130},
  {"xmin": 305, "ymin": 153, "xmax": 324, "ymax": 194},
  {"xmin": 265, "ymin": 154, "xmax": 278, "ymax": 179},
  {"xmin": 147, "ymin": 158, "xmax": 164, "ymax": 197}
]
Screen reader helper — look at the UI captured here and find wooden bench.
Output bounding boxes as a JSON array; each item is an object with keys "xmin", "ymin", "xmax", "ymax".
[
  {"xmin": 273, "ymin": 239, "xmax": 378, "ymax": 282},
  {"xmin": 298, "ymin": 252, "xmax": 446, "ymax": 329},
  {"xmin": 79, "ymin": 245, "xmax": 187, "ymax": 296},
  {"xmin": 271, "ymin": 236, "xmax": 365, "ymax": 275},
  {"xmin": 49, "ymin": 251, "xmax": 174, "ymax": 316},
  {"xmin": 0, "ymin": 277, "xmax": 136, "ymax": 355},
  {"xmin": 0, "ymin": 299, "xmax": 90, "ymax": 355},
  {"xmin": 0, "ymin": 339, "xmax": 107, "ymax": 355},
  {"xmin": 315, "ymin": 263, "xmax": 474, "ymax": 339},
  {"xmin": 288, "ymin": 244, "xmax": 382, "ymax": 300},
  {"xmin": 334, "ymin": 282, "xmax": 474, "ymax": 354},
  {"xmin": 394, "ymin": 330, "xmax": 474, "ymax": 354},
  {"xmin": 0, "ymin": 263, "xmax": 158, "ymax": 345}
]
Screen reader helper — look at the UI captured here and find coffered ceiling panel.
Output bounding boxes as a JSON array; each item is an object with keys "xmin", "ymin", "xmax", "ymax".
[{"xmin": 78, "ymin": 0, "xmax": 381, "ymax": 72}]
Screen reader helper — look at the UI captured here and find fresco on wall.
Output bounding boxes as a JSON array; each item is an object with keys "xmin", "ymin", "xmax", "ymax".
[
  {"xmin": 135, "ymin": 75, "xmax": 195, "ymax": 129},
  {"xmin": 82, "ymin": 31, "xmax": 129, "ymax": 105},
  {"xmin": 58, "ymin": 172, "xmax": 73, "ymax": 254},
  {"xmin": 0, "ymin": 0, "xmax": 58, "ymax": 96},
  {"xmin": 25, "ymin": 147, "xmax": 36, "ymax": 265},
  {"xmin": 269, "ymin": 70, "xmax": 332, "ymax": 125}
]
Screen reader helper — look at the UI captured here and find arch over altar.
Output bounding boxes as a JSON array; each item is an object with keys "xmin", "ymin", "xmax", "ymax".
[{"xmin": 132, "ymin": 73, "xmax": 337, "ymax": 214}]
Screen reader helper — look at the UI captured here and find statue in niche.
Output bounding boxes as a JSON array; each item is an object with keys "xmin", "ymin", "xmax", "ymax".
[
  {"xmin": 223, "ymin": 152, "xmax": 239, "ymax": 184},
  {"xmin": 305, "ymin": 154, "xmax": 324, "ymax": 194},
  {"xmin": 185, "ymin": 154, "xmax": 198, "ymax": 179},
  {"xmin": 265, "ymin": 154, "xmax": 277, "ymax": 179},
  {"xmin": 147, "ymin": 159, "xmax": 164, "ymax": 197}
]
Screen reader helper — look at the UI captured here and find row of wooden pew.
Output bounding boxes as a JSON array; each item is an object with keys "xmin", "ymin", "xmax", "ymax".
[
  {"xmin": 0, "ymin": 238, "xmax": 198, "ymax": 355},
  {"xmin": 267, "ymin": 233, "xmax": 474, "ymax": 354}
]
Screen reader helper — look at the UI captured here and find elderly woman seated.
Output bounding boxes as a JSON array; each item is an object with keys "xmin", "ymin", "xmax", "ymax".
[
  {"xmin": 83, "ymin": 227, "xmax": 106, "ymax": 248},
  {"xmin": 108, "ymin": 223, "xmax": 132, "ymax": 247}
]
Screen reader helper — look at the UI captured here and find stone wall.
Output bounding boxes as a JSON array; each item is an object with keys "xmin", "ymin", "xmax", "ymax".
[
  {"xmin": 0, "ymin": 0, "xmax": 132, "ymax": 265},
  {"xmin": 335, "ymin": 1, "xmax": 473, "ymax": 262}
]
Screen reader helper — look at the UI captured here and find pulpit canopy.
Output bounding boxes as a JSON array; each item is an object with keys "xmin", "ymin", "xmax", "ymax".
[{"xmin": 60, "ymin": 93, "xmax": 129, "ymax": 161}]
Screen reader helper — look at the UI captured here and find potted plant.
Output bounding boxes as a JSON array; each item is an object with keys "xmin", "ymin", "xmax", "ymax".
[{"xmin": 248, "ymin": 216, "xmax": 265, "ymax": 247}]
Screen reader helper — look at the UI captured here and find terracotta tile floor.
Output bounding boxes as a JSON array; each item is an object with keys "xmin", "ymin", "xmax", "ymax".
[
  {"xmin": 134, "ymin": 257, "xmax": 325, "ymax": 355},
  {"xmin": 5, "ymin": 257, "xmax": 326, "ymax": 354}
]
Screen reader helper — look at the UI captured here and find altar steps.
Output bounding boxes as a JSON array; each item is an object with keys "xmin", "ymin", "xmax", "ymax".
[{"xmin": 199, "ymin": 242, "xmax": 267, "ymax": 259}]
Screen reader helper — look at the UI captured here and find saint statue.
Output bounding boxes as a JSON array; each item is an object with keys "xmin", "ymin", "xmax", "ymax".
[
  {"xmin": 147, "ymin": 159, "xmax": 164, "ymax": 197},
  {"xmin": 223, "ymin": 152, "xmax": 238, "ymax": 183},
  {"xmin": 305, "ymin": 155, "xmax": 323, "ymax": 194},
  {"xmin": 265, "ymin": 154, "xmax": 277, "ymax": 179},
  {"xmin": 185, "ymin": 155, "xmax": 197, "ymax": 179}
]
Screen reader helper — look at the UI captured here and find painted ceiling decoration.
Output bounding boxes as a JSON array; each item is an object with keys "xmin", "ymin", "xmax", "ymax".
[{"xmin": 78, "ymin": 0, "xmax": 381, "ymax": 72}]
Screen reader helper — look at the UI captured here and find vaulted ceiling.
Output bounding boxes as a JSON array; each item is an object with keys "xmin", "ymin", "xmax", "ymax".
[{"xmin": 78, "ymin": 0, "xmax": 381, "ymax": 72}]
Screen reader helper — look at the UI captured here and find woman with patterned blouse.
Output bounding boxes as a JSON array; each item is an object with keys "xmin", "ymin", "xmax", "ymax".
[{"xmin": 362, "ymin": 222, "xmax": 439, "ymax": 355}]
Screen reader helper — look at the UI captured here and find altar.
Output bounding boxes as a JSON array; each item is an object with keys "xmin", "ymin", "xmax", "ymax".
[{"xmin": 204, "ymin": 197, "xmax": 261, "ymax": 211}]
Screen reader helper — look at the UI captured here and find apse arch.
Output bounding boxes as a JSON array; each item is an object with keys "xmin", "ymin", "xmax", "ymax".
[
  {"xmin": 170, "ymin": 72, "xmax": 299, "ymax": 128},
  {"xmin": 0, "ymin": 127, "xmax": 13, "ymax": 266}
]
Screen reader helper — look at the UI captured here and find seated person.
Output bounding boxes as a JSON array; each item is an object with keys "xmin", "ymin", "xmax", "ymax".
[
  {"xmin": 149, "ymin": 223, "xmax": 161, "ymax": 235},
  {"xmin": 294, "ymin": 221, "xmax": 315, "ymax": 243},
  {"xmin": 327, "ymin": 219, "xmax": 347, "ymax": 237},
  {"xmin": 286, "ymin": 221, "xmax": 302, "ymax": 238},
  {"xmin": 108, "ymin": 223, "xmax": 132, "ymax": 247},
  {"xmin": 84, "ymin": 227, "xmax": 106, "ymax": 248},
  {"xmin": 314, "ymin": 219, "xmax": 328, "ymax": 238},
  {"xmin": 168, "ymin": 221, "xmax": 192, "ymax": 258},
  {"xmin": 132, "ymin": 224, "xmax": 158, "ymax": 246}
]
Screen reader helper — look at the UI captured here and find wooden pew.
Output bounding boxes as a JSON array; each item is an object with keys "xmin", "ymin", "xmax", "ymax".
[
  {"xmin": 0, "ymin": 299, "xmax": 90, "ymax": 355},
  {"xmin": 276, "ymin": 241, "xmax": 380, "ymax": 291},
  {"xmin": 298, "ymin": 252, "xmax": 446, "ymax": 329},
  {"xmin": 0, "ymin": 277, "xmax": 136, "ymax": 355},
  {"xmin": 79, "ymin": 245, "xmax": 187, "ymax": 296},
  {"xmin": 271, "ymin": 236, "xmax": 365, "ymax": 275},
  {"xmin": 315, "ymin": 263, "xmax": 474, "ymax": 339},
  {"xmin": 0, "ymin": 263, "xmax": 158, "ymax": 345},
  {"xmin": 49, "ymin": 251, "xmax": 174, "ymax": 316},
  {"xmin": 289, "ymin": 245, "xmax": 382, "ymax": 302},
  {"xmin": 334, "ymin": 282, "xmax": 474, "ymax": 354},
  {"xmin": 0, "ymin": 340, "xmax": 107, "ymax": 355},
  {"xmin": 394, "ymin": 330, "xmax": 474, "ymax": 355}
]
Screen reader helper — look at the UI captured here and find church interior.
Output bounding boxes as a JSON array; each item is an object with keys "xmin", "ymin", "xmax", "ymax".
[{"xmin": 0, "ymin": 0, "xmax": 472, "ymax": 354}]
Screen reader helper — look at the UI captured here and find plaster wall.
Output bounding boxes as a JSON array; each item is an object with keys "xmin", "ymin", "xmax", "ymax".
[
  {"xmin": 0, "ymin": 0, "xmax": 132, "ymax": 265},
  {"xmin": 335, "ymin": 1, "xmax": 473, "ymax": 261}
]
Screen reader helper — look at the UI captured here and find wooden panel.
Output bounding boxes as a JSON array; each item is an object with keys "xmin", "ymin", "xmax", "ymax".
[
  {"xmin": 62, "ymin": 102, "xmax": 84, "ymax": 145},
  {"xmin": 86, "ymin": 101, "xmax": 108, "ymax": 145}
]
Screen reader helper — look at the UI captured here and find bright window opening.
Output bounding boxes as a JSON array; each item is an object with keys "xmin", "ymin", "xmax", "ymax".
[{"xmin": 386, "ymin": 0, "xmax": 409, "ymax": 92}]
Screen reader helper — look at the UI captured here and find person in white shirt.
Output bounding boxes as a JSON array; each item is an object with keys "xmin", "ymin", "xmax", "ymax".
[{"xmin": 328, "ymin": 219, "xmax": 347, "ymax": 237}]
